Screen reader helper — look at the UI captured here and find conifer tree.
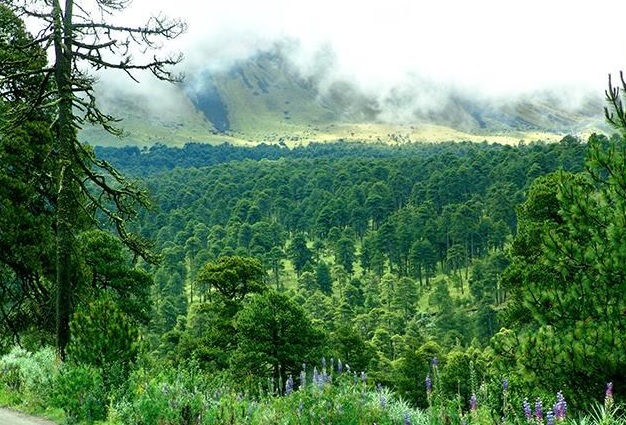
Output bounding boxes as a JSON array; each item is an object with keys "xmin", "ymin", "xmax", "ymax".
[{"xmin": 0, "ymin": 0, "xmax": 185, "ymax": 357}]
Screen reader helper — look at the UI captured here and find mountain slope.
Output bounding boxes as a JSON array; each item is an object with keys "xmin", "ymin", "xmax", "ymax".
[{"xmin": 81, "ymin": 47, "xmax": 606, "ymax": 147}]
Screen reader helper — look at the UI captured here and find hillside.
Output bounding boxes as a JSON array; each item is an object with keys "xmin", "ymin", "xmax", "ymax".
[{"xmin": 80, "ymin": 47, "xmax": 606, "ymax": 147}]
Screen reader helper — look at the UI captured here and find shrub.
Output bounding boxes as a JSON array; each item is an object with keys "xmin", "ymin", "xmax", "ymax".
[
  {"xmin": 0, "ymin": 346, "xmax": 57, "ymax": 408},
  {"xmin": 51, "ymin": 363, "xmax": 106, "ymax": 424}
]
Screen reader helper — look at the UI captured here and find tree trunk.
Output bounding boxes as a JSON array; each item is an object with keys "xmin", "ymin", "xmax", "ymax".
[{"xmin": 53, "ymin": 0, "xmax": 76, "ymax": 359}]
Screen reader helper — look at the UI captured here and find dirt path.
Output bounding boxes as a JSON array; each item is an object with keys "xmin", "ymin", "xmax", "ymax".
[{"xmin": 0, "ymin": 408, "xmax": 57, "ymax": 424}]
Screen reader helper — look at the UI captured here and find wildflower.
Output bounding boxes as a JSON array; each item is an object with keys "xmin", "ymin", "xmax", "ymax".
[
  {"xmin": 313, "ymin": 367, "xmax": 324, "ymax": 388},
  {"xmin": 299, "ymin": 363, "xmax": 307, "ymax": 389},
  {"xmin": 605, "ymin": 382, "xmax": 614, "ymax": 410},
  {"xmin": 299, "ymin": 369, "xmax": 306, "ymax": 390},
  {"xmin": 285, "ymin": 375, "xmax": 294, "ymax": 396},
  {"xmin": 425, "ymin": 374, "xmax": 432, "ymax": 394},
  {"xmin": 361, "ymin": 371, "xmax": 367, "ymax": 384},
  {"xmin": 523, "ymin": 399, "xmax": 532, "ymax": 421},
  {"xmin": 553, "ymin": 391, "xmax": 566, "ymax": 421},
  {"xmin": 502, "ymin": 379, "xmax": 509, "ymax": 392},
  {"xmin": 404, "ymin": 412, "xmax": 412, "ymax": 425},
  {"xmin": 432, "ymin": 356, "xmax": 439, "ymax": 368},
  {"xmin": 470, "ymin": 393, "xmax": 478, "ymax": 412},
  {"xmin": 546, "ymin": 410, "xmax": 555, "ymax": 425},
  {"xmin": 535, "ymin": 399, "xmax": 543, "ymax": 422},
  {"xmin": 337, "ymin": 359, "xmax": 343, "ymax": 374},
  {"xmin": 380, "ymin": 393, "xmax": 387, "ymax": 409}
]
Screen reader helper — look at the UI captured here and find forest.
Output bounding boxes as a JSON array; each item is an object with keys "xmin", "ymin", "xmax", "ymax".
[{"xmin": 2, "ymin": 0, "xmax": 626, "ymax": 424}]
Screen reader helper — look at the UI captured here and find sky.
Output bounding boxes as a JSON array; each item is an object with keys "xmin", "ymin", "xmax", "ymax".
[{"xmin": 117, "ymin": 0, "xmax": 626, "ymax": 100}]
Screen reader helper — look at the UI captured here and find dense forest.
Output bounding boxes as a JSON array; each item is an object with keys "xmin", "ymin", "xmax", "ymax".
[
  {"xmin": 102, "ymin": 137, "xmax": 591, "ymax": 399},
  {"xmin": 2, "ymin": 1, "xmax": 626, "ymax": 424}
]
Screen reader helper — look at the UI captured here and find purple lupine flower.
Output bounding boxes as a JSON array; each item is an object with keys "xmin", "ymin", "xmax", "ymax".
[
  {"xmin": 404, "ymin": 413, "xmax": 412, "ymax": 425},
  {"xmin": 523, "ymin": 399, "xmax": 532, "ymax": 421},
  {"xmin": 546, "ymin": 410, "xmax": 555, "ymax": 425},
  {"xmin": 337, "ymin": 359, "xmax": 343, "ymax": 374},
  {"xmin": 425, "ymin": 374, "xmax": 432, "ymax": 394},
  {"xmin": 470, "ymin": 394, "xmax": 477, "ymax": 412},
  {"xmin": 502, "ymin": 379, "xmax": 509, "ymax": 392},
  {"xmin": 432, "ymin": 357, "xmax": 439, "ymax": 368},
  {"xmin": 553, "ymin": 391, "xmax": 566, "ymax": 421},
  {"xmin": 606, "ymin": 382, "xmax": 614, "ymax": 408},
  {"xmin": 285, "ymin": 375, "xmax": 294, "ymax": 396},
  {"xmin": 535, "ymin": 399, "xmax": 544, "ymax": 422},
  {"xmin": 380, "ymin": 393, "xmax": 387, "ymax": 409},
  {"xmin": 361, "ymin": 371, "xmax": 367, "ymax": 384},
  {"xmin": 299, "ymin": 370, "xmax": 306, "ymax": 390}
]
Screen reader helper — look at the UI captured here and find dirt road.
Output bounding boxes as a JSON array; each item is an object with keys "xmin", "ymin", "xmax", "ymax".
[{"xmin": 0, "ymin": 408, "xmax": 56, "ymax": 424}]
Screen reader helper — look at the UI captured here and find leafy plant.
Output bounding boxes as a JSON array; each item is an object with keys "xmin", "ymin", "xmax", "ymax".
[{"xmin": 51, "ymin": 363, "xmax": 106, "ymax": 424}]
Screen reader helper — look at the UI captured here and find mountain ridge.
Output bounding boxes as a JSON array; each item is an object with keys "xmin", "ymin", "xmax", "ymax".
[{"xmin": 82, "ymin": 46, "xmax": 606, "ymax": 147}]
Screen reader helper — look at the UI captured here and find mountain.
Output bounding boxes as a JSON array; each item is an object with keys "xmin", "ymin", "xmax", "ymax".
[{"xmin": 81, "ymin": 47, "xmax": 606, "ymax": 147}]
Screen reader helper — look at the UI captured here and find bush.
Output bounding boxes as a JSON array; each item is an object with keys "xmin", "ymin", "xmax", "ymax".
[
  {"xmin": 51, "ymin": 363, "xmax": 107, "ymax": 424},
  {"xmin": 0, "ymin": 346, "xmax": 57, "ymax": 408},
  {"xmin": 111, "ymin": 363, "xmax": 216, "ymax": 425}
]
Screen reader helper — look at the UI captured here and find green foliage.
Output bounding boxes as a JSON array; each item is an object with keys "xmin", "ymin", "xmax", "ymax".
[
  {"xmin": 0, "ymin": 6, "xmax": 57, "ymax": 343},
  {"xmin": 111, "ymin": 363, "xmax": 217, "ymax": 425},
  {"xmin": 232, "ymin": 291, "xmax": 325, "ymax": 387},
  {"xmin": 51, "ymin": 363, "xmax": 107, "ymax": 424},
  {"xmin": 499, "ymin": 134, "xmax": 626, "ymax": 407},
  {"xmin": 111, "ymin": 360, "xmax": 429, "ymax": 425},
  {"xmin": 196, "ymin": 256, "xmax": 265, "ymax": 301},
  {"xmin": 287, "ymin": 233, "xmax": 313, "ymax": 277},
  {"xmin": 77, "ymin": 230, "xmax": 154, "ymax": 324},
  {"xmin": 67, "ymin": 294, "xmax": 138, "ymax": 395},
  {"xmin": 0, "ymin": 346, "xmax": 57, "ymax": 409}
]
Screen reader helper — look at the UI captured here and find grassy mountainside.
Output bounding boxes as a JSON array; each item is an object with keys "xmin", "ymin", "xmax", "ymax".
[{"xmin": 80, "ymin": 47, "xmax": 606, "ymax": 147}]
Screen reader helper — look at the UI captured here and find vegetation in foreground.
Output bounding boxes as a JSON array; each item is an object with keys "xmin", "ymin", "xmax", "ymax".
[{"xmin": 0, "ymin": 345, "xmax": 623, "ymax": 425}]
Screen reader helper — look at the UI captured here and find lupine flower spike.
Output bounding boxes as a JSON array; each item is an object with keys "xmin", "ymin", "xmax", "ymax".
[
  {"xmin": 285, "ymin": 375, "xmax": 294, "ymax": 396},
  {"xmin": 425, "ymin": 374, "xmax": 433, "ymax": 408},
  {"xmin": 523, "ymin": 399, "xmax": 532, "ymax": 421},
  {"xmin": 553, "ymin": 391, "xmax": 566, "ymax": 421},
  {"xmin": 404, "ymin": 412, "xmax": 412, "ymax": 425},
  {"xmin": 470, "ymin": 393, "xmax": 478, "ymax": 412},
  {"xmin": 535, "ymin": 399, "xmax": 543, "ymax": 422},
  {"xmin": 606, "ymin": 382, "xmax": 614, "ymax": 410}
]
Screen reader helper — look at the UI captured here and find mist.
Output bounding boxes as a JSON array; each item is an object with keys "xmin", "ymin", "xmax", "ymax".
[{"xmin": 102, "ymin": 0, "xmax": 626, "ymax": 124}]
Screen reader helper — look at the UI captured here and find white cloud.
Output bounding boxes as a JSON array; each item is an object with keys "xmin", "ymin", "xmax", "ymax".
[{"xmin": 119, "ymin": 0, "xmax": 626, "ymax": 97}]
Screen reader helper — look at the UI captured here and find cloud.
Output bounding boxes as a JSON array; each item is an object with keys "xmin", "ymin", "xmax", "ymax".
[{"xmin": 108, "ymin": 0, "xmax": 626, "ymax": 122}]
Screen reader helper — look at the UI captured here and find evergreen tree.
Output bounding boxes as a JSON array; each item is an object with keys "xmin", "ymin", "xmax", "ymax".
[{"xmin": 0, "ymin": 0, "xmax": 184, "ymax": 357}]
